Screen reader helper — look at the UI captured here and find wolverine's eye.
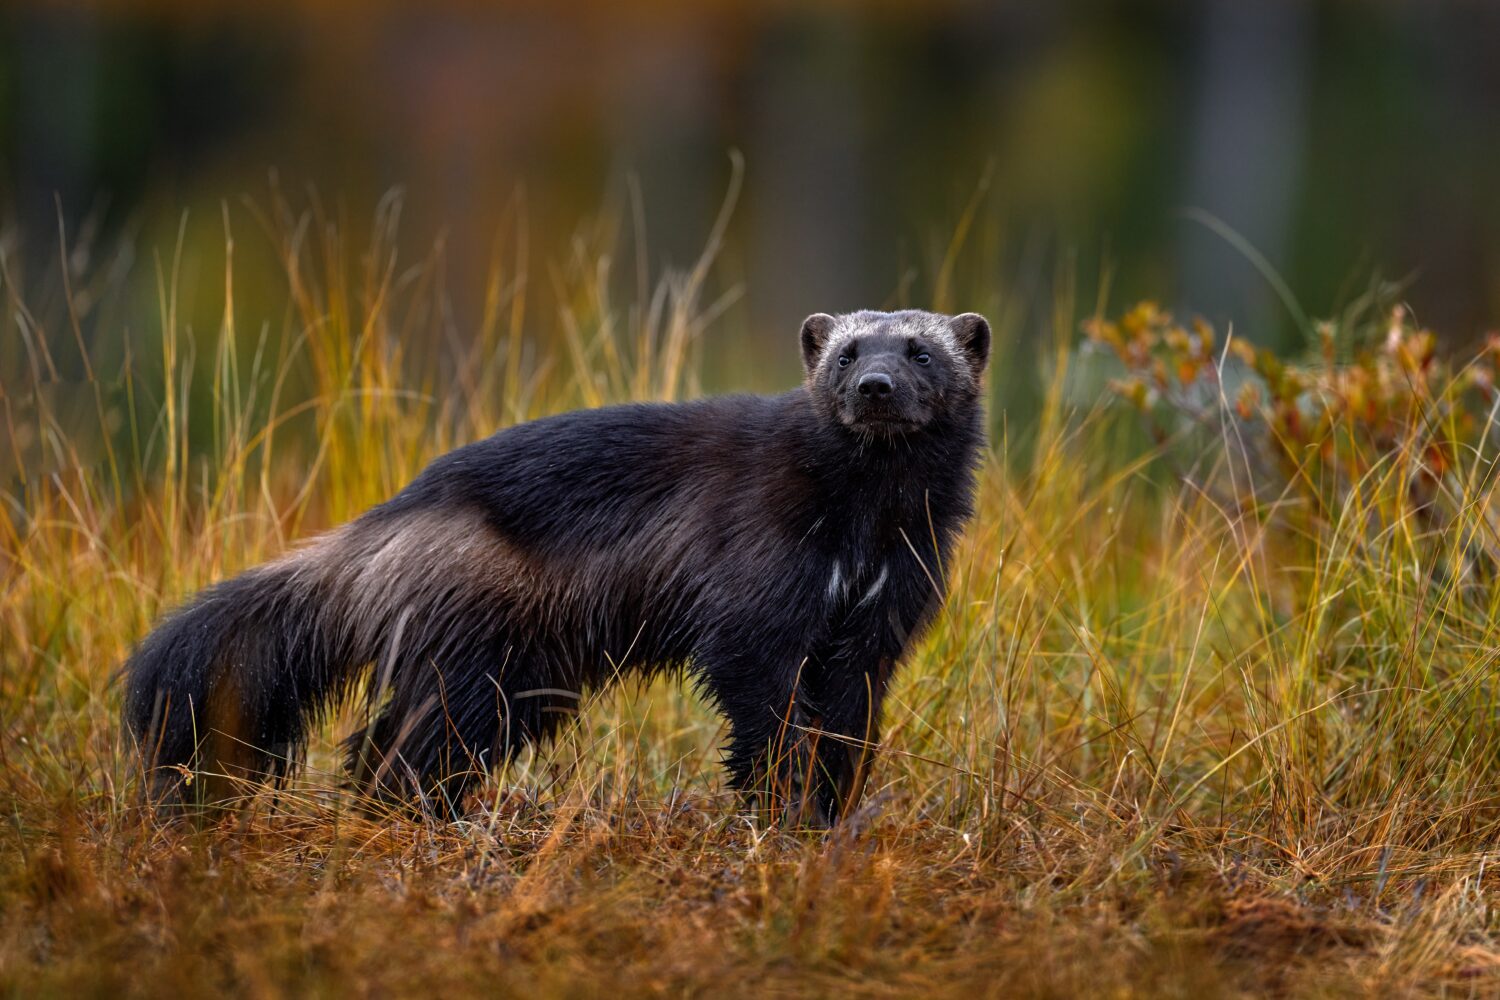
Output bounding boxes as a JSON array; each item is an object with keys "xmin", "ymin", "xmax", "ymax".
[
  {"xmin": 914, "ymin": 353, "xmax": 931, "ymax": 366},
  {"xmin": 837, "ymin": 355, "xmax": 851, "ymax": 368}
]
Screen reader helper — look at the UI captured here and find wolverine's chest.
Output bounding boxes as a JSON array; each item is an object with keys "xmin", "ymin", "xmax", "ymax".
[
  {"xmin": 813, "ymin": 506, "xmax": 937, "ymax": 613},
  {"xmin": 788, "ymin": 462, "xmax": 966, "ymax": 610},
  {"xmin": 818, "ymin": 481, "xmax": 945, "ymax": 555}
]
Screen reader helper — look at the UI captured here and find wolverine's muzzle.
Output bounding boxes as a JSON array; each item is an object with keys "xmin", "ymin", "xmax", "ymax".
[{"xmin": 845, "ymin": 357, "xmax": 926, "ymax": 433}]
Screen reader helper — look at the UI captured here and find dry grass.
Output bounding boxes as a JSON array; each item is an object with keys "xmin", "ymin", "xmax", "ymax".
[{"xmin": 3, "ymin": 191, "xmax": 1500, "ymax": 998}]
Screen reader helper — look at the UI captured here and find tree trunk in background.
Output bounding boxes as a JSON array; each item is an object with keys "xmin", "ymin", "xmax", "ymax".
[{"xmin": 1181, "ymin": 0, "xmax": 1310, "ymax": 347}]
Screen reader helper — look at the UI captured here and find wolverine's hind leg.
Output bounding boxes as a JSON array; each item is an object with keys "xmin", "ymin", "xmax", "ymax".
[{"xmin": 345, "ymin": 638, "xmax": 574, "ymax": 816}]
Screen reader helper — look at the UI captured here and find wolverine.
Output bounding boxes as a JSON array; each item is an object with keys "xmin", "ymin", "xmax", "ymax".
[{"xmin": 125, "ymin": 309, "xmax": 990, "ymax": 825}]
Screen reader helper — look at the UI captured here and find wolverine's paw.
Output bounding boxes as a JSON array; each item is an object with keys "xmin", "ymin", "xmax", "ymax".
[
  {"xmin": 782, "ymin": 763, "xmax": 834, "ymax": 831},
  {"xmin": 739, "ymin": 786, "xmax": 831, "ymax": 832},
  {"xmin": 747, "ymin": 744, "xmax": 835, "ymax": 831}
]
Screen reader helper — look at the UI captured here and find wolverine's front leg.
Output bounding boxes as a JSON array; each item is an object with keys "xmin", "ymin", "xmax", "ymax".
[
  {"xmin": 805, "ymin": 578, "xmax": 943, "ymax": 822},
  {"xmin": 802, "ymin": 647, "xmax": 895, "ymax": 823},
  {"xmin": 698, "ymin": 642, "xmax": 831, "ymax": 828}
]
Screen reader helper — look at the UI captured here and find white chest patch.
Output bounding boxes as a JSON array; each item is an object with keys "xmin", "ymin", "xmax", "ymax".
[
  {"xmin": 827, "ymin": 558, "xmax": 889, "ymax": 607},
  {"xmin": 857, "ymin": 563, "xmax": 889, "ymax": 607}
]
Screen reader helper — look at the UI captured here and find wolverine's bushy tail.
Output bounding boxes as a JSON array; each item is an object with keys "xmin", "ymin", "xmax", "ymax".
[{"xmin": 124, "ymin": 530, "xmax": 379, "ymax": 805}]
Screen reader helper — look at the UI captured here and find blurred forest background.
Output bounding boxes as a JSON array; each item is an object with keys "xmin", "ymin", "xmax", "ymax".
[{"xmin": 2, "ymin": 0, "xmax": 1499, "ymax": 401}]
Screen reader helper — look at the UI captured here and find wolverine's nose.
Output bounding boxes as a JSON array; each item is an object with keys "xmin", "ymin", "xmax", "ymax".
[{"xmin": 857, "ymin": 372, "xmax": 893, "ymax": 398}]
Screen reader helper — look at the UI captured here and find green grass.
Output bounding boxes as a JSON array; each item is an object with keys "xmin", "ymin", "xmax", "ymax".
[{"xmin": 3, "ymin": 195, "xmax": 1500, "ymax": 997}]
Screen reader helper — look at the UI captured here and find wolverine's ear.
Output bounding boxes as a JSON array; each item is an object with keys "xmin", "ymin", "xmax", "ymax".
[
  {"xmin": 800, "ymin": 313, "xmax": 837, "ymax": 374},
  {"xmin": 950, "ymin": 313, "xmax": 991, "ymax": 371}
]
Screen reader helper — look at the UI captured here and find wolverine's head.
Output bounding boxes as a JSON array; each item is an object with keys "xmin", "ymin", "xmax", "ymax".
[{"xmin": 800, "ymin": 310, "xmax": 990, "ymax": 437}]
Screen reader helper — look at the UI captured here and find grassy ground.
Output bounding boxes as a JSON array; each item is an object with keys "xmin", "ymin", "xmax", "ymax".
[{"xmin": 4, "ymin": 201, "xmax": 1500, "ymax": 997}]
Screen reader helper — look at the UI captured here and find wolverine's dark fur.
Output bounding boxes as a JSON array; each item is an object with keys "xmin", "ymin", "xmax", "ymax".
[{"xmin": 125, "ymin": 310, "xmax": 990, "ymax": 824}]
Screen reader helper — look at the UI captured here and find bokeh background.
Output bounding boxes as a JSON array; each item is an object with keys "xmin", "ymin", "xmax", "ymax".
[{"xmin": 3, "ymin": 0, "xmax": 1499, "ymax": 390}]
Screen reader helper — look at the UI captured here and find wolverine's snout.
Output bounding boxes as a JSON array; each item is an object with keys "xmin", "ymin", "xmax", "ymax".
[
  {"xmin": 846, "ymin": 351, "xmax": 921, "ymax": 430},
  {"xmin": 856, "ymin": 372, "xmax": 893, "ymax": 398}
]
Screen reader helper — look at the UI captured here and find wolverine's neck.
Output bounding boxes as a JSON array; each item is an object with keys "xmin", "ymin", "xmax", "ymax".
[{"xmin": 781, "ymin": 388, "xmax": 984, "ymax": 530}]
